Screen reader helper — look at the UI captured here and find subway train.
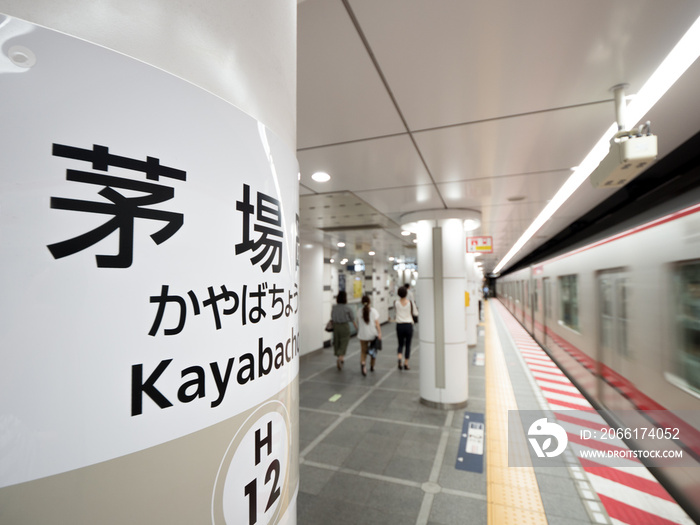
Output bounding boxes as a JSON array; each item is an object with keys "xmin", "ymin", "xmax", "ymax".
[{"xmin": 497, "ymin": 187, "xmax": 700, "ymax": 520}]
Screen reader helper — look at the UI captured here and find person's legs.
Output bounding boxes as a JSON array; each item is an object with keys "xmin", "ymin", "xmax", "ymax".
[
  {"xmin": 339, "ymin": 325, "xmax": 350, "ymax": 361},
  {"xmin": 335, "ymin": 324, "xmax": 350, "ymax": 369},
  {"xmin": 403, "ymin": 325, "xmax": 414, "ymax": 369},
  {"xmin": 397, "ymin": 323, "xmax": 409, "ymax": 369},
  {"xmin": 360, "ymin": 340, "xmax": 369, "ymax": 376},
  {"xmin": 333, "ymin": 325, "xmax": 341, "ymax": 369}
]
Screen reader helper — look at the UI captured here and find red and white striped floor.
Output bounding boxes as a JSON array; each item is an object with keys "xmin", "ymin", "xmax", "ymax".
[{"xmin": 493, "ymin": 301, "xmax": 694, "ymax": 525}]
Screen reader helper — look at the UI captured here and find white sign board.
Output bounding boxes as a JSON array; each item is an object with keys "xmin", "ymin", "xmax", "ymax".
[
  {"xmin": 467, "ymin": 236, "xmax": 493, "ymax": 253},
  {"xmin": 0, "ymin": 16, "xmax": 298, "ymax": 524}
]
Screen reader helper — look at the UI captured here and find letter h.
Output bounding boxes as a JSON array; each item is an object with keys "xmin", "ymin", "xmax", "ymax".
[{"xmin": 255, "ymin": 420, "xmax": 273, "ymax": 466}]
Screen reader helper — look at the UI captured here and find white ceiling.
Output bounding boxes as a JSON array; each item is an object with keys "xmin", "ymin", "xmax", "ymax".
[{"xmin": 297, "ymin": 0, "xmax": 700, "ymax": 275}]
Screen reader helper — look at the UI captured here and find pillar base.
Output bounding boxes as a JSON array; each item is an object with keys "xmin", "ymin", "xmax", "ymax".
[{"xmin": 420, "ymin": 397, "xmax": 468, "ymax": 410}]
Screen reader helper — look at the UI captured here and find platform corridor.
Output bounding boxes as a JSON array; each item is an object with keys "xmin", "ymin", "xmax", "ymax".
[{"xmin": 297, "ymin": 311, "xmax": 487, "ymax": 525}]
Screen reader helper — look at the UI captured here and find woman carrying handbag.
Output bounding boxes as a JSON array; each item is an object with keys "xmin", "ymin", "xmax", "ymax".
[{"xmin": 393, "ymin": 286, "xmax": 417, "ymax": 370}]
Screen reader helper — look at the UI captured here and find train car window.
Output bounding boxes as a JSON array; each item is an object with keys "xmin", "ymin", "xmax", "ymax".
[
  {"xmin": 524, "ymin": 281, "xmax": 529, "ymax": 309},
  {"xmin": 543, "ymin": 278, "xmax": 552, "ymax": 320},
  {"xmin": 559, "ymin": 274, "xmax": 579, "ymax": 331},
  {"xmin": 673, "ymin": 261, "xmax": 700, "ymax": 393}
]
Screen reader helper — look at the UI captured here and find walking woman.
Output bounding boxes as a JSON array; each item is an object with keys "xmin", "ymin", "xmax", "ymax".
[
  {"xmin": 331, "ymin": 290, "xmax": 357, "ymax": 370},
  {"xmin": 357, "ymin": 295, "xmax": 382, "ymax": 376},
  {"xmin": 394, "ymin": 286, "xmax": 418, "ymax": 370}
]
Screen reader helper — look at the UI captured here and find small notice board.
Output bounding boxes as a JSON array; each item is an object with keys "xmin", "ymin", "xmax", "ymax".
[{"xmin": 467, "ymin": 236, "xmax": 493, "ymax": 253}]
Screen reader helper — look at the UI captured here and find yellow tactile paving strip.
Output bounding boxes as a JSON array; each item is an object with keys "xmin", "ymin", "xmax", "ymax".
[{"xmin": 485, "ymin": 301, "xmax": 548, "ymax": 525}]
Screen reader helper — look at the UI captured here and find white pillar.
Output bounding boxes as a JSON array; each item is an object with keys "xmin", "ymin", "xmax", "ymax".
[
  {"xmin": 0, "ymin": 0, "xmax": 296, "ymax": 146},
  {"xmin": 403, "ymin": 209, "xmax": 481, "ymax": 409},
  {"xmin": 0, "ymin": 3, "xmax": 298, "ymax": 524},
  {"xmin": 323, "ymin": 256, "xmax": 337, "ymax": 347},
  {"xmin": 300, "ymin": 243, "xmax": 324, "ymax": 355},
  {"xmin": 372, "ymin": 260, "xmax": 390, "ymax": 324},
  {"xmin": 466, "ymin": 254, "xmax": 479, "ymax": 346}
]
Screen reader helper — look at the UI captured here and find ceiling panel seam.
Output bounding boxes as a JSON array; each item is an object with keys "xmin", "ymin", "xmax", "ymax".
[
  {"xmin": 412, "ymin": 99, "xmax": 614, "ymax": 135},
  {"xmin": 301, "ymin": 167, "xmax": 570, "ymax": 196},
  {"xmin": 341, "ymin": 0, "xmax": 447, "ymax": 209},
  {"xmin": 296, "ymin": 99, "xmax": 614, "ymax": 152}
]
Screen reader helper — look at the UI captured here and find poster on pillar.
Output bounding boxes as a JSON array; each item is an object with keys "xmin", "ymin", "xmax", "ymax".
[{"xmin": 0, "ymin": 16, "xmax": 299, "ymax": 525}]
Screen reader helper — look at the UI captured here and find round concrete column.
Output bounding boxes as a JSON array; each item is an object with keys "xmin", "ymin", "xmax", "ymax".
[
  {"xmin": 402, "ymin": 209, "xmax": 481, "ymax": 409},
  {"xmin": 466, "ymin": 254, "xmax": 479, "ymax": 346},
  {"xmin": 0, "ymin": 3, "xmax": 298, "ymax": 524},
  {"xmin": 0, "ymin": 0, "xmax": 296, "ymax": 145}
]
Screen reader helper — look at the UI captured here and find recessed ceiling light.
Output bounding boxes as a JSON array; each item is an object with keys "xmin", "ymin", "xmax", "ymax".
[
  {"xmin": 312, "ymin": 171, "xmax": 331, "ymax": 182},
  {"xmin": 401, "ymin": 230, "xmax": 411, "ymax": 236},
  {"xmin": 337, "ymin": 242, "xmax": 345, "ymax": 247},
  {"xmin": 368, "ymin": 251, "xmax": 375, "ymax": 256}
]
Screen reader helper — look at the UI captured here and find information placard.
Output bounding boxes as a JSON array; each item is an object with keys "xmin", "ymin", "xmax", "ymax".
[{"xmin": 467, "ymin": 236, "xmax": 493, "ymax": 253}]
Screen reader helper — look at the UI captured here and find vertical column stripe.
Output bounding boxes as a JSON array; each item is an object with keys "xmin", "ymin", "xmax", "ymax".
[{"xmin": 433, "ymin": 226, "xmax": 445, "ymax": 389}]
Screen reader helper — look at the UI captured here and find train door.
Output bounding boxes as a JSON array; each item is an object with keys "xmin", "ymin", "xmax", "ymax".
[
  {"xmin": 531, "ymin": 277, "xmax": 536, "ymax": 335},
  {"xmin": 597, "ymin": 269, "xmax": 629, "ymax": 407},
  {"xmin": 533, "ymin": 278, "xmax": 543, "ymax": 343},
  {"xmin": 524, "ymin": 280, "xmax": 530, "ymax": 329},
  {"xmin": 542, "ymin": 277, "xmax": 551, "ymax": 348}
]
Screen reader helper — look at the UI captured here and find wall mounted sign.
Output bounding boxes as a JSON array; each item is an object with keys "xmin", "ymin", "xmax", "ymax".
[{"xmin": 467, "ymin": 236, "xmax": 493, "ymax": 253}]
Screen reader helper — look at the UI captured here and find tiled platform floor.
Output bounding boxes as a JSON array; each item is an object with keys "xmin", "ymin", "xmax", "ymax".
[{"xmin": 298, "ymin": 323, "xmax": 487, "ymax": 525}]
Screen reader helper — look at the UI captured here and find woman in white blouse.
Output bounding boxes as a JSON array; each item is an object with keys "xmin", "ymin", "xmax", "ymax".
[
  {"xmin": 394, "ymin": 286, "xmax": 417, "ymax": 370},
  {"xmin": 356, "ymin": 295, "xmax": 382, "ymax": 376}
]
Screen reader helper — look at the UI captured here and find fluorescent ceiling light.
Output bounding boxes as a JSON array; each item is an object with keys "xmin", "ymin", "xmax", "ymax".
[{"xmin": 493, "ymin": 15, "xmax": 700, "ymax": 275}]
